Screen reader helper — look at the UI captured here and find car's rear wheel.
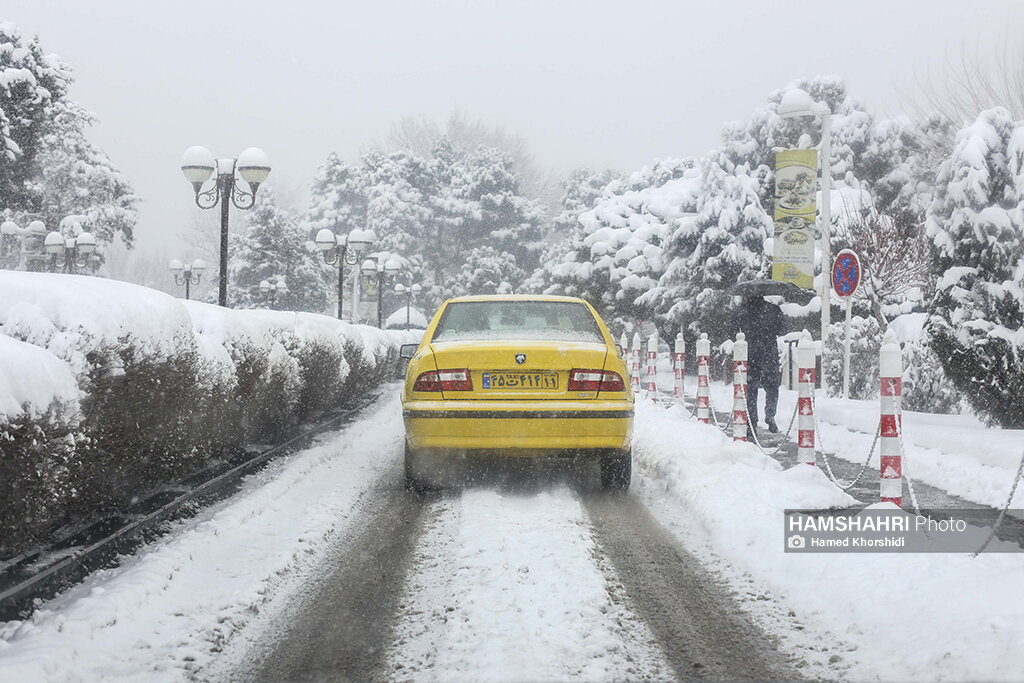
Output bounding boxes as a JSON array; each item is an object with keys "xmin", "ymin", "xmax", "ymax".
[
  {"xmin": 404, "ymin": 440, "xmax": 429, "ymax": 494},
  {"xmin": 599, "ymin": 448, "xmax": 631, "ymax": 491}
]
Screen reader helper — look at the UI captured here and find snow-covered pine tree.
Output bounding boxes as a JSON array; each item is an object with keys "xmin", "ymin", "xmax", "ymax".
[
  {"xmin": 36, "ymin": 100, "xmax": 138, "ymax": 261},
  {"xmin": 642, "ymin": 157, "xmax": 771, "ymax": 344},
  {"xmin": 926, "ymin": 107, "xmax": 1024, "ymax": 426},
  {"xmin": 230, "ymin": 186, "xmax": 328, "ymax": 312},
  {"xmin": 455, "ymin": 246, "xmax": 524, "ymax": 296},
  {"xmin": 454, "ymin": 144, "xmax": 546, "ymax": 279},
  {"xmin": 525, "ymin": 168, "xmax": 621, "ymax": 294},
  {"xmin": 541, "ymin": 159, "xmax": 693, "ymax": 329},
  {"xmin": 0, "ymin": 21, "xmax": 70, "ymax": 212}
]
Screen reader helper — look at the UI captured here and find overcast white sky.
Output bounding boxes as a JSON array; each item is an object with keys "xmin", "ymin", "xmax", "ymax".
[{"xmin": 5, "ymin": 0, "xmax": 1024, "ymax": 253}]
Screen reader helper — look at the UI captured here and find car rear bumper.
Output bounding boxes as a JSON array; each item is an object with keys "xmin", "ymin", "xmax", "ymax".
[{"xmin": 403, "ymin": 399, "xmax": 634, "ymax": 452}]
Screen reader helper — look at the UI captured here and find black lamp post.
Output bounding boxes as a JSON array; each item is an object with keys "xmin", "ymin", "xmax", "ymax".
[
  {"xmin": 44, "ymin": 229, "xmax": 96, "ymax": 273},
  {"xmin": 360, "ymin": 255, "xmax": 402, "ymax": 328},
  {"xmin": 170, "ymin": 258, "xmax": 207, "ymax": 299},
  {"xmin": 393, "ymin": 282, "xmax": 422, "ymax": 330},
  {"xmin": 181, "ymin": 146, "xmax": 271, "ymax": 308},
  {"xmin": 314, "ymin": 227, "xmax": 375, "ymax": 319},
  {"xmin": 259, "ymin": 278, "xmax": 288, "ymax": 309}
]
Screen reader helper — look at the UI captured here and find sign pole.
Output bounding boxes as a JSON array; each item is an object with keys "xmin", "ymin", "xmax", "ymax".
[{"xmin": 843, "ymin": 297, "xmax": 852, "ymax": 399}]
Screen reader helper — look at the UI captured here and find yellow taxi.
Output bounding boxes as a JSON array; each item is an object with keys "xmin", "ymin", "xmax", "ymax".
[{"xmin": 400, "ymin": 294, "xmax": 634, "ymax": 491}]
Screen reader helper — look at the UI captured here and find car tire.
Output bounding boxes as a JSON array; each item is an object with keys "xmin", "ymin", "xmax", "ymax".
[
  {"xmin": 599, "ymin": 448, "xmax": 631, "ymax": 491},
  {"xmin": 404, "ymin": 441, "xmax": 429, "ymax": 494}
]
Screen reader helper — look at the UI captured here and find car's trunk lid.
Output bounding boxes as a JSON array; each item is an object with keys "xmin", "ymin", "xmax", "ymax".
[{"xmin": 430, "ymin": 340, "xmax": 609, "ymax": 400}]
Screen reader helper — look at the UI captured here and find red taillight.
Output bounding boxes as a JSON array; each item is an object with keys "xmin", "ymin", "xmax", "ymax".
[
  {"xmin": 568, "ymin": 369, "xmax": 603, "ymax": 391},
  {"xmin": 599, "ymin": 371, "xmax": 625, "ymax": 392},
  {"xmin": 413, "ymin": 370, "xmax": 441, "ymax": 392},
  {"xmin": 568, "ymin": 369, "xmax": 625, "ymax": 392},
  {"xmin": 413, "ymin": 368, "xmax": 473, "ymax": 392}
]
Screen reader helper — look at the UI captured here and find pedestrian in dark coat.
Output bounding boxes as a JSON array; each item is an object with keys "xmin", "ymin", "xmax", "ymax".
[{"xmin": 734, "ymin": 294, "xmax": 785, "ymax": 436}]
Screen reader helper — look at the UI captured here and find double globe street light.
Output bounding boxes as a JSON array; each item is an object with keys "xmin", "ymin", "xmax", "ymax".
[
  {"xmin": 314, "ymin": 227, "xmax": 376, "ymax": 319},
  {"xmin": 1, "ymin": 219, "xmax": 48, "ymax": 270},
  {"xmin": 394, "ymin": 282, "xmax": 422, "ymax": 330},
  {"xmin": 361, "ymin": 255, "xmax": 402, "ymax": 328},
  {"xmin": 169, "ymin": 258, "xmax": 207, "ymax": 299},
  {"xmin": 44, "ymin": 230, "xmax": 96, "ymax": 273},
  {"xmin": 180, "ymin": 146, "xmax": 271, "ymax": 308},
  {"xmin": 259, "ymin": 278, "xmax": 288, "ymax": 308}
]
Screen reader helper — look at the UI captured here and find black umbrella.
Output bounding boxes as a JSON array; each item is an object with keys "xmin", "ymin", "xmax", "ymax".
[{"xmin": 729, "ymin": 278, "xmax": 812, "ymax": 300}]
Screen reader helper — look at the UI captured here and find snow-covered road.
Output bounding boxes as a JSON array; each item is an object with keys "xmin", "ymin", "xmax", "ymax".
[{"xmin": 3, "ymin": 385, "xmax": 1024, "ymax": 681}]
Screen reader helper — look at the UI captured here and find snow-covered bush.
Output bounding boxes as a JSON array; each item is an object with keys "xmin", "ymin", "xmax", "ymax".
[
  {"xmin": 925, "ymin": 108, "xmax": 1024, "ymax": 427},
  {"xmin": 901, "ymin": 338, "xmax": 964, "ymax": 414},
  {"xmin": 0, "ymin": 273, "xmax": 408, "ymax": 558},
  {"xmin": 823, "ymin": 316, "xmax": 883, "ymax": 399}
]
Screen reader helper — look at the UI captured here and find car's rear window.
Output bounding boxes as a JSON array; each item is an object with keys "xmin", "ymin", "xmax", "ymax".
[{"xmin": 431, "ymin": 301, "xmax": 605, "ymax": 343}]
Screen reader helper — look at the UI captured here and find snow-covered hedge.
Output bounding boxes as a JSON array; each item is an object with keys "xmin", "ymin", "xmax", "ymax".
[{"xmin": 0, "ymin": 272, "xmax": 419, "ymax": 557}]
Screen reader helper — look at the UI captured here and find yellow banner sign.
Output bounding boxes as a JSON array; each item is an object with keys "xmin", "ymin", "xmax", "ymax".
[{"xmin": 772, "ymin": 149, "xmax": 817, "ymax": 289}]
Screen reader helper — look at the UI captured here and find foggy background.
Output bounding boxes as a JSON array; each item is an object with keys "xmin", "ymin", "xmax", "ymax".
[{"xmin": 5, "ymin": 0, "xmax": 1024, "ymax": 252}]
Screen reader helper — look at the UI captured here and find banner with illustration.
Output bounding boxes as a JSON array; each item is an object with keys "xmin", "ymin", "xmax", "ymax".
[{"xmin": 772, "ymin": 149, "xmax": 817, "ymax": 289}]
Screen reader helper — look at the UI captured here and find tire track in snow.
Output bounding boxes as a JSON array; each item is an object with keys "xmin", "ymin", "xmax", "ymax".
[{"xmin": 385, "ymin": 487, "xmax": 673, "ymax": 682}]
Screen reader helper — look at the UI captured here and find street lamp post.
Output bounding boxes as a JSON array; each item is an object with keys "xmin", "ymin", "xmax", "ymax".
[
  {"xmin": 169, "ymin": 258, "xmax": 207, "ymax": 299},
  {"xmin": 181, "ymin": 146, "xmax": 271, "ymax": 308},
  {"xmin": 777, "ymin": 89, "xmax": 832, "ymax": 393},
  {"xmin": 1, "ymin": 220, "xmax": 49, "ymax": 271},
  {"xmin": 360, "ymin": 255, "xmax": 402, "ymax": 328},
  {"xmin": 259, "ymin": 278, "xmax": 288, "ymax": 309},
  {"xmin": 393, "ymin": 282, "xmax": 422, "ymax": 330},
  {"xmin": 44, "ymin": 230, "xmax": 96, "ymax": 273},
  {"xmin": 313, "ymin": 227, "xmax": 376, "ymax": 319}
]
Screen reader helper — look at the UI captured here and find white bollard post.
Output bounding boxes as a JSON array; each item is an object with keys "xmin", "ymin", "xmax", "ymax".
[
  {"xmin": 674, "ymin": 332, "xmax": 685, "ymax": 405},
  {"xmin": 696, "ymin": 333, "xmax": 710, "ymax": 424},
  {"xmin": 879, "ymin": 329, "xmax": 903, "ymax": 507},
  {"xmin": 797, "ymin": 330, "xmax": 816, "ymax": 466},
  {"xmin": 619, "ymin": 332, "xmax": 628, "ymax": 359},
  {"xmin": 630, "ymin": 332, "xmax": 642, "ymax": 396},
  {"xmin": 646, "ymin": 333, "xmax": 659, "ymax": 403},
  {"xmin": 733, "ymin": 332, "xmax": 749, "ymax": 441}
]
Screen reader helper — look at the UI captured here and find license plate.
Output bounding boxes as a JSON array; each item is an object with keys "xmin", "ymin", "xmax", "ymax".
[{"xmin": 481, "ymin": 371, "xmax": 558, "ymax": 390}]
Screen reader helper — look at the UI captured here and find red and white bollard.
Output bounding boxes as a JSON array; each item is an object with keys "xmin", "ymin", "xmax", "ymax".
[
  {"xmin": 733, "ymin": 333, "xmax": 749, "ymax": 441},
  {"xmin": 879, "ymin": 329, "xmax": 903, "ymax": 506},
  {"xmin": 674, "ymin": 332, "xmax": 685, "ymax": 404},
  {"xmin": 797, "ymin": 330, "xmax": 816, "ymax": 466},
  {"xmin": 630, "ymin": 332, "xmax": 642, "ymax": 396},
  {"xmin": 646, "ymin": 333, "xmax": 659, "ymax": 403},
  {"xmin": 696, "ymin": 333, "xmax": 710, "ymax": 424}
]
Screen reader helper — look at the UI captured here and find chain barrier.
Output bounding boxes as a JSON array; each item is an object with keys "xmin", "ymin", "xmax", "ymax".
[
  {"xmin": 972, "ymin": 449, "xmax": 1024, "ymax": 557},
  {"xmin": 747, "ymin": 403, "xmax": 799, "ymax": 457},
  {"xmin": 705, "ymin": 387, "xmax": 734, "ymax": 437},
  {"xmin": 894, "ymin": 415, "xmax": 921, "ymax": 515},
  {"xmin": 809, "ymin": 395, "xmax": 881, "ymax": 492}
]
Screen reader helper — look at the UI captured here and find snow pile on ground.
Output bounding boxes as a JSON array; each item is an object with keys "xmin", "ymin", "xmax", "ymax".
[
  {"xmin": 0, "ymin": 391, "xmax": 407, "ymax": 680},
  {"xmin": 386, "ymin": 487, "xmax": 671, "ymax": 681},
  {"xmin": 634, "ymin": 401, "xmax": 1024, "ymax": 681}
]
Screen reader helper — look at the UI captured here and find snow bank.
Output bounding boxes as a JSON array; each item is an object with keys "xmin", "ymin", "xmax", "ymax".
[
  {"xmin": 0, "ymin": 271, "xmax": 191, "ymax": 378},
  {"xmin": 0, "ymin": 334, "xmax": 79, "ymax": 419},
  {"xmin": 636, "ymin": 401, "xmax": 1024, "ymax": 681}
]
